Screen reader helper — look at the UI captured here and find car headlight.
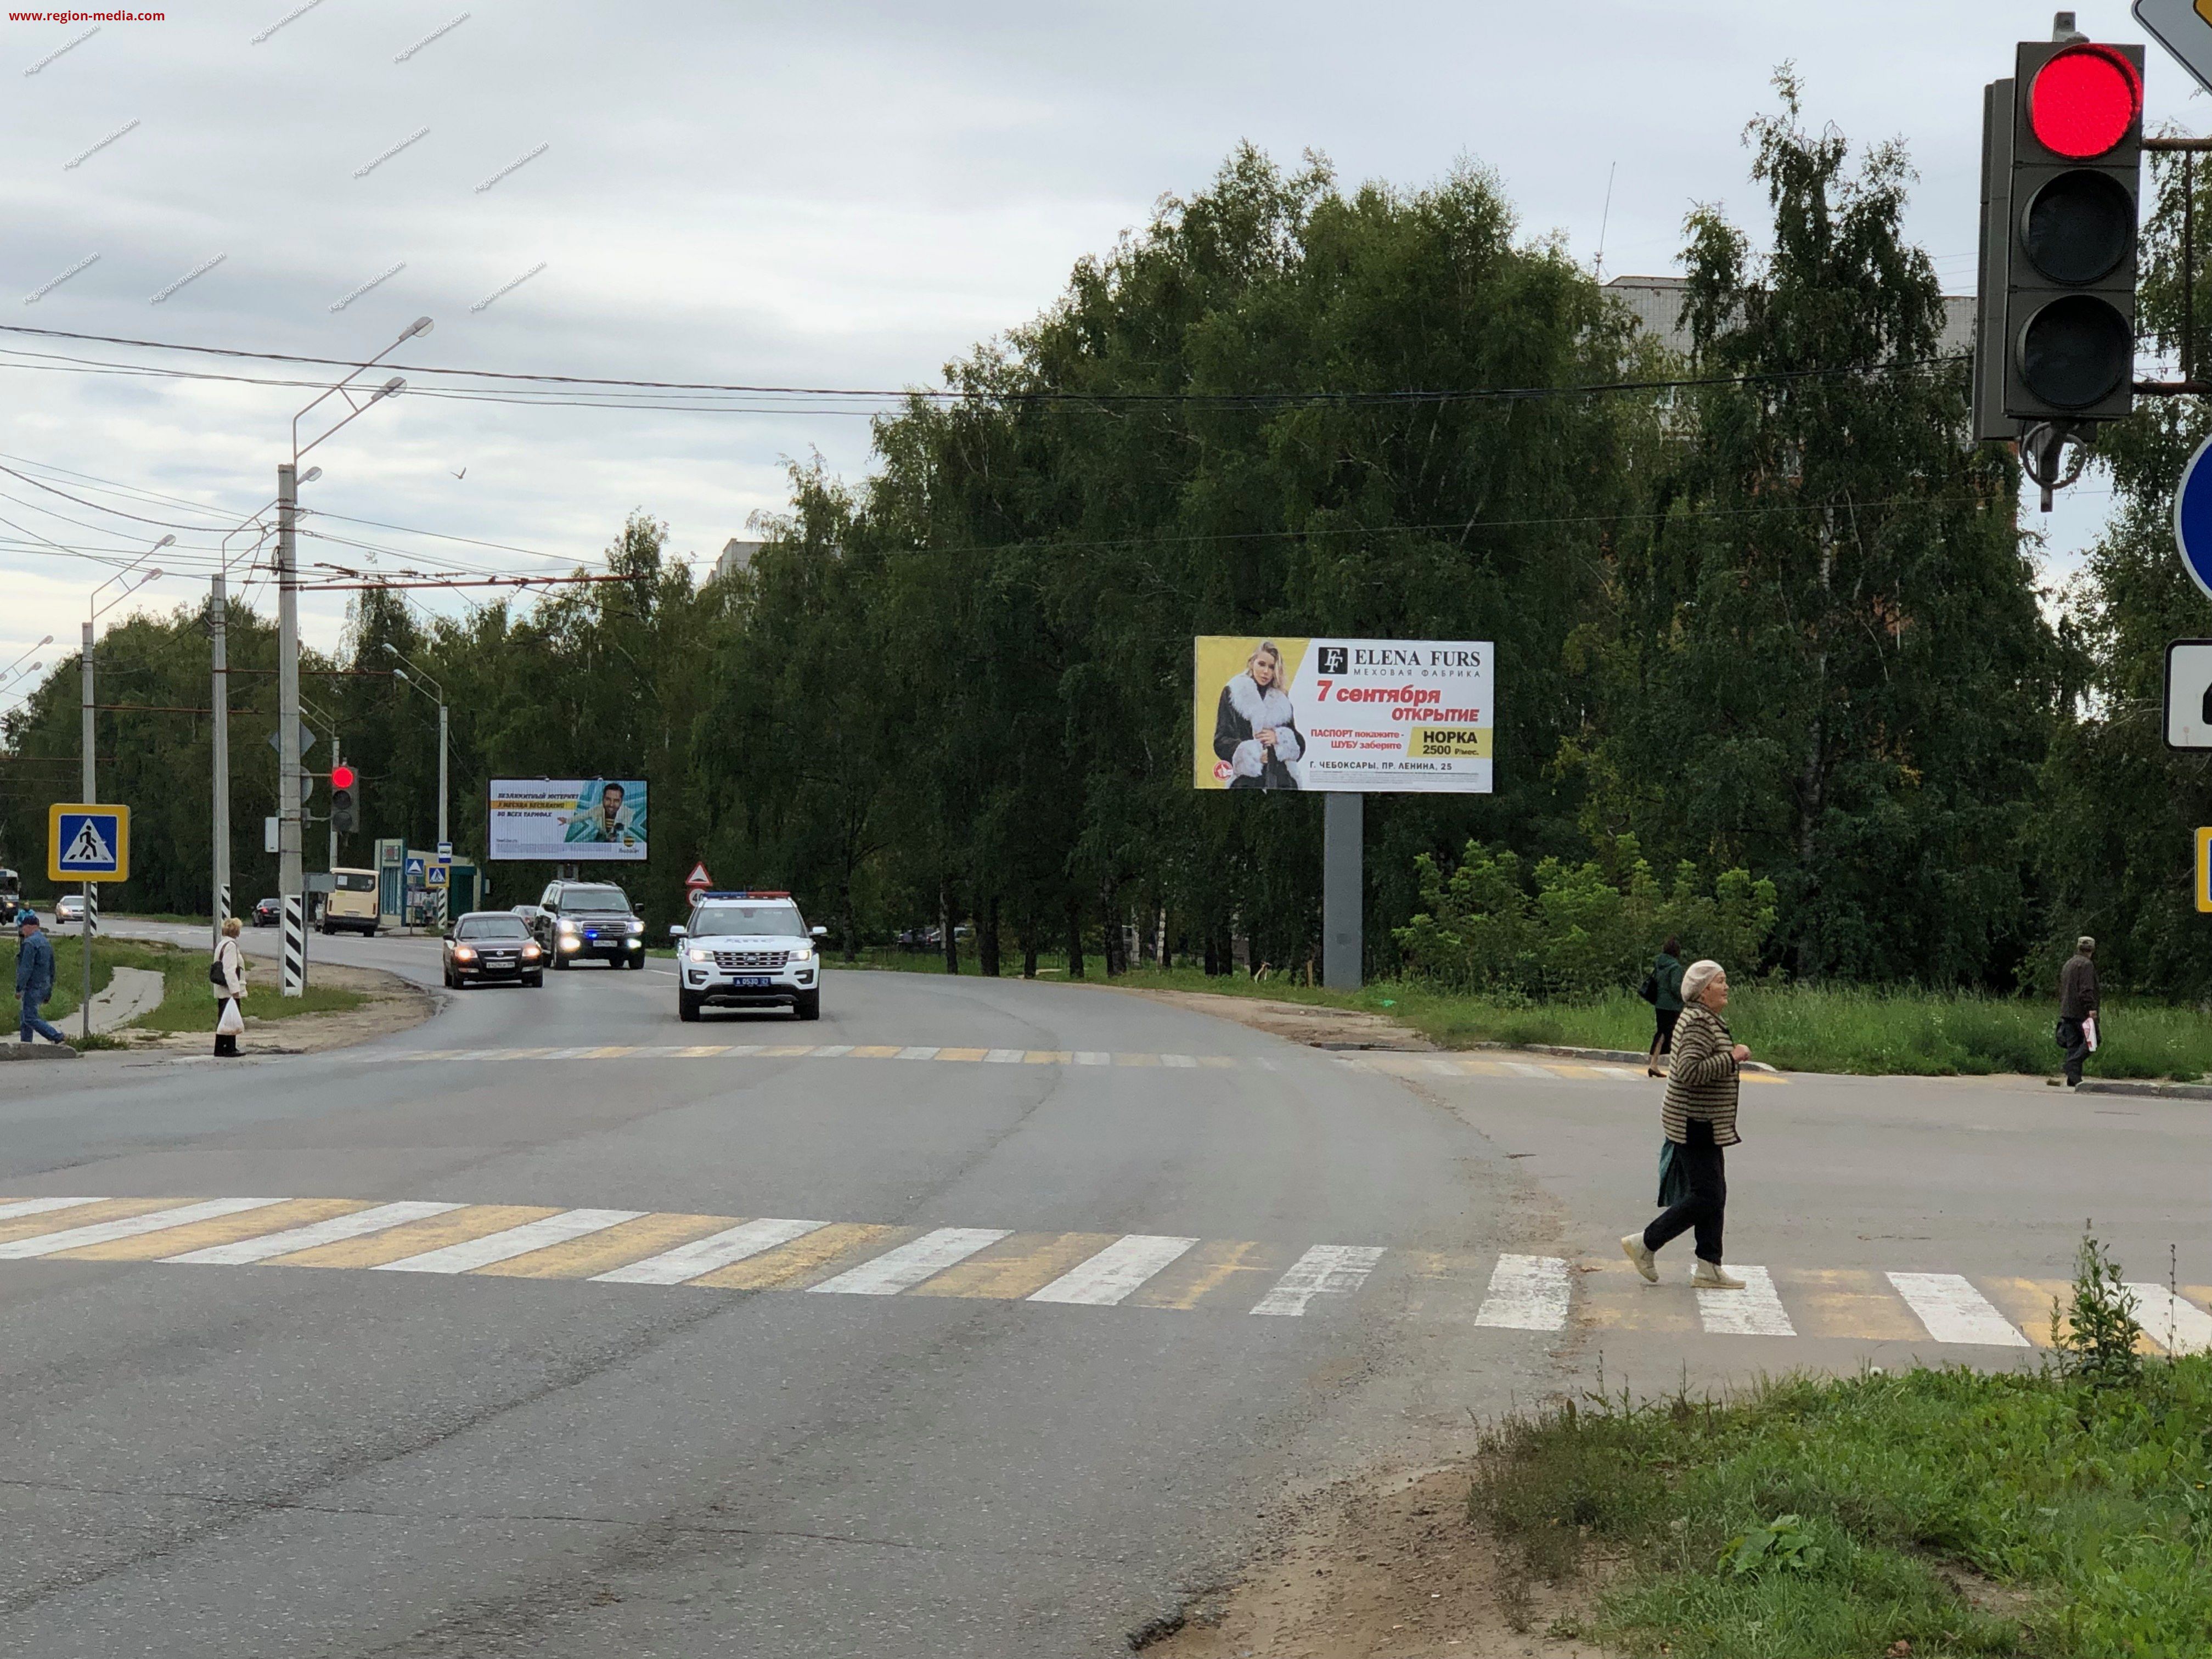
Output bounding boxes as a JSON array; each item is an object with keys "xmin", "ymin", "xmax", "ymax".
[
  {"xmin": 559, "ymin": 935, "xmax": 580, "ymax": 951},
  {"xmin": 627, "ymin": 921, "xmax": 643, "ymax": 936},
  {"xmin": 452, "ymin": 946, "xmax": 476, "ymax": 961},
  {"xmin": 685, "ymin": 947, "xmax": 710, "ymax": 963},
  {"xmin": 556, "ymin": 918, "xmax": 578, "ymax": 935},
  {"xmin": 521, "ymin": 943, "xmax": 541, "ymax": 960},
  {"xmin": 790, "ymin": 946, "xmax": 813, "ymax": 961}
]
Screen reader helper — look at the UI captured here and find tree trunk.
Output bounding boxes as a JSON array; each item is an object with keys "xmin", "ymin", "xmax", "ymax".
[
  {"xmin": 979, "ymin": 893, "xmax": 1000, "ymax": 977},
  {"xmin": 1065, "ymin": 899, "xmax": 1085, "ymax": 980},
  {"xmin": 841, "ymin": 897, "xmax": 858, "ymax": 964},
  {"xmin": 1022, "ymin": 940, "xmax": 1038, "ymax": 978},
  {"xmin": 1100, "ymin": 874, "xmax": 1123, "ymax": 977},
  {"xmin": 1201, "ymin": 931, "xmax": 1218, "ymax": 976},
  {"xmin": 939, "ymin": 880, "xmax": 960, "ymax": 975},
  {"xmin": 1796, "ymin": 505, "xmax": 1835, "ymax": 975}
]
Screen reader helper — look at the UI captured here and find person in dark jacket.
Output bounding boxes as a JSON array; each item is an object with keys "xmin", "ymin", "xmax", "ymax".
[
  {"xmin": 14, "ymin": 910, "xmax": 65, "ymax": 1044},
  {"xmin": 1623, "ymin": 959, "xmax": 1748, "ymax": 1290},
  {"xmin": 1646, "ymin": 936, "xmax": 1685, "ymax": 1078},
  {"xmin": 2057, "ymin": 935, "xmax": 2099, "ymax": 1089},
  {"xmin": 1212, "ymin": 640, "xmax": 1303, "ymax": 790}
]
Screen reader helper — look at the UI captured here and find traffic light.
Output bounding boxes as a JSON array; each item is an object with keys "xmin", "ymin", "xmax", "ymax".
[
  {"xmin": 1975, "ymin": 36, "xmax": 2145, "ymax": 444},
  {"xmin": 329, "ymin": 764, "xmax": 358, "ymax": 834}
]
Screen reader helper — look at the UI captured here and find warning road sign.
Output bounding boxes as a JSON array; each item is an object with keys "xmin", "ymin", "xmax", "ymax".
[
  {"xmin": 48, "ymin": 803, "xmax": 130, "ymax": 882},
  {"xmin": 684, "ymin": 862, "xmax": 713, "ymax": 891}
]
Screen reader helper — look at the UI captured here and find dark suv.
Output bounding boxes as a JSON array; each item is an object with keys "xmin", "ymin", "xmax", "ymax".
[{"xmin": 526, "ymin": 880, "xmax": 646, "ymax": 969}]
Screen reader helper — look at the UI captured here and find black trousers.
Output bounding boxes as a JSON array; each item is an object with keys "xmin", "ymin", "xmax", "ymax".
[
  {"xmin": 213, "ymin": 998, "xmax": 239, "ymax": 1057},
  {"xmin": 1650, "ymin": 1006, "xmax": 1680, "ymax": 1058},
  {"xmin": 2057, "ymin": 1016, "xmax": 2090, "ymax": 1086},
  {"xmin": 1645, "ymin": 1118, "xmax": 1725, "ymax": 1262}
]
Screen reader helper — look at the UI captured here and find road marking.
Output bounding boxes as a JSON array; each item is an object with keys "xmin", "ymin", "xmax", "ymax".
[
  {"xmin": 375, "ymin": 1208, "xmax": 646, "ymax": 1273},
  {"xmin": 807, "ymin": 1227, "xmax": 1012, "ymax": 1296},
  {"xmin": 1501, "ymin": 1062, "xmax": 1549, "ymax": 1077},
  {"xmin": 691, "ymin": 1222, "xmax": 899, "ymax": 1290},
  {"xmin": 1074, "ymin": 1051, "xmax": 1110, "ymax": 1066},
  {"xmin": 913, "ymin": 1231, "xmax": 1121, "ymax": 1300},
  {"xmin": 0, "ymin": 1196, "xmax": 105, "ymax": 1225},
  {"xmin": 0, "ymin": 1197, "xmax": 286, "ymax": 1259},
  {"xmin": 1888, "ymin": 1271, "xmax": 2031, "ymax": 1347},
  {"xmin": 2125, "ymin": 1284, "xmax": 2212, "ymax": 1356},
  {"xmin": 895, "ymin": 1045, "xmax": 939, "ymax": 1060},
  {"xmin": 1785, "ymin": 1268, "xmax": 1927, "ymax": 1341},
  {"xmin": 810, "ymin": 1044, "xmax": 854, "ymax": 1058},
  {"xmin": 476, "ymin": 1211, "xmax": 744, "ymax": 1280},
  {"xmin": 592, "ymin": 1217, "xmax": 825, "ymax": 1285},
  {"xmin": 1130, "ymin": 1239, "xmax": 1277, "ymax": 1310},
  {"xmin": 273, "ymin": 1204, "xmax": 561, "ymax": 1268},
  {"xmin": 983, "ymin": 1048, "xmax": 1025, "ymax": 1064},
  {"xmin": 756, "ymin": 1044, "xmax": 815, "ymax": 1058},
  {"xmin": 1160, "ymin": 1053, "xmax": 1196, "ymax": 1068},
  {"xmin": 1422, "ymin": 1059, "xmax": 1463, "ymax": 1077},
  {"xmin": 1029, "ymin": 1234, "xmax": 1200, "ymax": 1306},
  {"xmin": 1115, "ymin": 1052, "xmax": 1159, "ymax": 1066},
  {"xmin": 848, "ymin": 1046, "xmax": 902, "ymax": 1059},
  {"xmin": 58, "ymin": 1197, "xmax": 370, "ymax": 1262},
  {"xmin": 1251, "ymin": 1244, "xmax": 1387, "ymax": 1316},
  {"xmin": 937, "ymin": 1048, "xmax": 986, "ymax": 1062},
  {"xmin": 165, "ymin": 1200, "xmax": 465, "ymax": 1264},
  {"xmin": 1698, "ymin": 1265, "xmax": 1796, "ymax": 1336},
  {"xmin": 1473, "ymin": 1253, "xmax": 1572, "ymax": 1330},
  {"xmin": 1198, "ymin": 1055, "xmax": 1237, "ymax": 1068},
  {"xmin": 1024, "ymin": 1050, "xmax": 1070, "ymax": 1064}
]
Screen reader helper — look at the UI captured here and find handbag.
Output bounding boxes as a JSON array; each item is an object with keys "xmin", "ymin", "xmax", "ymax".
[
  {"xmin": 216, "ymin": 998, "xmax": 245, "ymax": 1036},
  {"xmin": 1657, "ymin": 1140, "xmax": 1695, "ymax": 1207},
  {"xmin": 1637, "ymin": 969, "xmax": 1659, "ymax": 1004},
  {"xmin": 208, "ymin": 955, "xmax": 228, "ymax": 987}
]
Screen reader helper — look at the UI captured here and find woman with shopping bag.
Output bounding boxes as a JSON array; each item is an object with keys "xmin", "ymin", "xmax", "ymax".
[{"xmin": 211, "ymin": 917, "xmax": 247, "ymax": 1056}]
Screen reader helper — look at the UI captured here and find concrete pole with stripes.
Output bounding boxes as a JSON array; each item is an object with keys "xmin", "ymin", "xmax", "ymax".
[
  {"xmin": 210, "ymin": 570, "xmax": 231, "ymax": 953},
  {"xmin": 80, "ymin": 619, "xmax": 93, "ymax": 1041},
  {"xmin": 275, "ymin": 461, "xmax": 305, "ymax": 996}
]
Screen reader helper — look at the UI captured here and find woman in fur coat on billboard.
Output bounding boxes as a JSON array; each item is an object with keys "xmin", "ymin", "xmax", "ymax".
[{"xmin": 1212, "ymin": 640, "xmax": 1304, "ymax": 790}]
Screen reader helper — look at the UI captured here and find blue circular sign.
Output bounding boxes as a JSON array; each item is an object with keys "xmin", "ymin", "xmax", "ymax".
[{"xmin": 2176, "ymin": 433, "xmax": 2212, "ymax": 603}]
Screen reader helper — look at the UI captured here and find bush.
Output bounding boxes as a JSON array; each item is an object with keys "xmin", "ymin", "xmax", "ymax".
[{"xmin": 1394, "ymin": 835, "xmax": 1778, "ymax": 997}]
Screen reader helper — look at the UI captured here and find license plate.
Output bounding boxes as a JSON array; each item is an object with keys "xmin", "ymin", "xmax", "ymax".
[{"xmin": 734, "ymin": 976, "xmax": 772, "ymax": 988}]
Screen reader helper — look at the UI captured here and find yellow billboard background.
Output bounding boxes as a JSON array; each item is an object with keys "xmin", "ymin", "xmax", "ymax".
[{"xmin": 1192, "ymin": 636, "xmax": 1312, "ymax": 789}]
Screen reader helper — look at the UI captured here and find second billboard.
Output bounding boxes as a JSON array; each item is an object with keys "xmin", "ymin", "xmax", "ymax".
[{"xmin": 1192, "ymin": 637, "xmax": 1492, "ymax": 794}]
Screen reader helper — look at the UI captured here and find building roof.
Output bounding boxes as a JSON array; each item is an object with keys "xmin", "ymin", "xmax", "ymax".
[{"xmin": 1603, "ymin": 274, "xmax": 1975, "ymax": 359}]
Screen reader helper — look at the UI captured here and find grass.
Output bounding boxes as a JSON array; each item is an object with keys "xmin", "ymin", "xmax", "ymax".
[
  {"xmin": 8, "ymin": 935, "xmax": 365, "ymax": 1036},
  {"xmin": 1473, "ymin": 1351, "xmax": 2212, "ymax": 1658},
  {"xmin": 843, "ymin": 948, "xmax": 2209, "ymax": 1080}
]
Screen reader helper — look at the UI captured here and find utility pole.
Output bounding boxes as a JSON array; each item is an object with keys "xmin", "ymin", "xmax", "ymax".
[
  {"xmin": 78, "ymin": 618, "xmax": 92, "ymax": 1038},
  {"xmin": 276, "ymin": 460, "xmax": 305, "ymax": 996},
  {"xmin": 210, "ymin": 570, "xmax": 229, "ymax": 953}
]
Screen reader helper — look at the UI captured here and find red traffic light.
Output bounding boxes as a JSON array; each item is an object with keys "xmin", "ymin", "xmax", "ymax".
[
  {"xmin": 330, "ymin": 764, "xmax": 357, "ymax": 790},
  {"xmin": 2029, "ymin": 43, "xmax": 2142, "ymax": 160}
]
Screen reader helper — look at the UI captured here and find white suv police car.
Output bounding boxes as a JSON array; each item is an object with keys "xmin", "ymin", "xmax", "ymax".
[{"xmin": 671, "ymin": 891, "xmax": 828, "ymax": 1022}]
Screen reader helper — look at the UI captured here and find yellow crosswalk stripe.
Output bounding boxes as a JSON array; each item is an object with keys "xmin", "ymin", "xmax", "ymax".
[
  {"xmin": 1780, "ymin": 1268, "xmax": 1928, "ymax": 1341},
  {"xmin": 1197, "ymin": 1055, "xmax": 1237, "ymax": 1068},
  {"xmin": 1979, "ymin": 1276, "xmax": 2073, "ymax": 1349},
  {"xmin": 689, "ymin": 1222, "xmax": 904, "ymax": 1290},
  {"xmin": 755, "ymin": 1045, "xmax": 816, "ymax": 1058},
  {"xmin": 1579, "ymin": 1258, "xmax": 1699, "ymax": 1334},
  {"xmin": 0, "ymin": 1197, "xmax": 183, "ymax": 1245},
  {"xmin": 271, "ymin": 1205, "xmax": 559, "ymax": 1268},
  {"xmin": 1023, "ymin": 1050, "xmax": 1071, "ymax": 1064},
  {"xmin": 54, "ymin": 1197, "xmax": 372, "ymax": 1262},
  {"xmin": 1114, "ymin": 1052, "xmax": 1159, "ymax": 1066},
  {"xmin": 909, "ymin": 1231, "xmax": 1121, "ymax": 1300},
  {"xmin": 471, "ymin": 1211, "xmax": 743, "ymax": 1279},
  {"xmin": 1129, "ymin": 1239, "xmax": 1282, "ymax": 1310},
  {"xmin": 936, "ymin": 1048, "xmax": 987, "ymax": 1062}
]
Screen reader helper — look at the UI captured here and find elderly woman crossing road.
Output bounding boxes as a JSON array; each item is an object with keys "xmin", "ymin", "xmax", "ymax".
[{"xmin": 1623, "ymin": 958, "xmax": 1748, "ymax": 1291}]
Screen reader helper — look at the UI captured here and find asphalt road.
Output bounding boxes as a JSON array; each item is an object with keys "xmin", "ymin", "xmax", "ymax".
[
  {"xmin": 0, "ymin": 923, "xmax": 1547, "ymax": 1658},
  {"xmin": 3, "ymin": 923, "xmax": 2204, "ymax": 1654}
]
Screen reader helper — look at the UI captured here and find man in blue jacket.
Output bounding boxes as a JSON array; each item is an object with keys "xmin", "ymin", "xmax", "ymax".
[{"xmin": 14, "ymin": 910, "xmax": 65, "ymax": 1044}]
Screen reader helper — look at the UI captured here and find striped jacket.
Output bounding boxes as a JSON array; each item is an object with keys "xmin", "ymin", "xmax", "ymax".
[{"xmin": 1661, "ymin": 1002, "xmax": 1740, "ymax": 1146}]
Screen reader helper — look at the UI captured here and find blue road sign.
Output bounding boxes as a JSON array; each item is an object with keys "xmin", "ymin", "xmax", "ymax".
[
  {"xmin": 49, "ymin": 804, "xmax": 128, "ymax": 881},
  {"xmin": 404, "ymin": 856, "xmax": 426, "ymax": 884},
  {"xmin": 2175, "ymin": 434, "xmax": 2212, "ymax": 602}
]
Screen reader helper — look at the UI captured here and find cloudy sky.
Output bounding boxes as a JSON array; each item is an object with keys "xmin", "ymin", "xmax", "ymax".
[{"xmin": 0, "ymin": 0, "xmax": 2185, "ymax": 697}]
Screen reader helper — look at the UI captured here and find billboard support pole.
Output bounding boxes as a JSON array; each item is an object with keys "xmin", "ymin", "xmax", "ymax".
[{"xmin": 1324, "ymin": 792, "xmax": 1363, "ymax": 991}]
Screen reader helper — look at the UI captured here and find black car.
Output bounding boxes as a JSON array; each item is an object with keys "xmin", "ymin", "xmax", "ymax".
[
  {"xmin": 526, "ymin": 880, "xmax": 647, "ymax": 969},
  {"xmin": 443, "ymin": 910, "xmax": 545, "ymax": 988},
  {"xmin": 252, "ymin": 897, "xmax": 282, "ymax": 927}
]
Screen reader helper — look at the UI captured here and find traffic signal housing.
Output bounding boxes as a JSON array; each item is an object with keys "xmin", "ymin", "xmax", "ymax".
[
  {"xmin": 1975, "ymin": 38, "xmax": 2145, "ymax": 440},
  {"xmin": 329, "ymin": 764, "xmax": 358, "ymax": 834}
]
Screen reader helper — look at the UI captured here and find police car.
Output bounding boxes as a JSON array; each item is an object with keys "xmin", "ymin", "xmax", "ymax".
[{"xmin": 670, "ymin": 891, "xmax": 829, "ymax": 1022}]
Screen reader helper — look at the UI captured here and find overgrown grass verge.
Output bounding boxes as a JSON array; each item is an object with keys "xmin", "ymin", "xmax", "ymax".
[
  {"xmin": 7, "ymin": 937, "xmax": 365, "ymax": 1034},
  {"xmin": 1476, "ymin": 1355, "xmax": 2212, "ymax": 1657},
  {"xmin": 842, "ymin": 951, "xmax": 2210, "ymax": 1079}
]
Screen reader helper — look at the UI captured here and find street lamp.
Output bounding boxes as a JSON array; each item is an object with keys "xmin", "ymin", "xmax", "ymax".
[
  {"xmin": 274, "ymin": 318, "xmax": 428, "ymax": 995},
  {"xmin": 209, "ymin": 471, "xmax": 318, "ymax": 948},
  {"xmin": 2, "ymin": 635, "xmax": 52, "ymax": 684},
  {"xmin": 385, "ymin": 645, "xmax": 448, "ymax": 868}
]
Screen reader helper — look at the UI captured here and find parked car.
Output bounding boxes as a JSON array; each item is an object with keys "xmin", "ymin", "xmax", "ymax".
[
  {"xmin": 53, "ymin": 894, "xmax": 85, "ymax": 925},
  {"xmin": 442, "ymin": 911, "xmax": 544, "ymax": 989},
  {"xmin": 252, "ymin": 897, "xmax": 282, "ymax": 927},
  {"xmin": 524, "ymin": 880, "xmax": 646, "ymax": 969}
]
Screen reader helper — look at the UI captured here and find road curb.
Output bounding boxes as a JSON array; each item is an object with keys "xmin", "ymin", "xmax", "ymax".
[
  {"xmin": 2074, "ymin": 1078, "xmax": 2212, "ymax": 1101},
  {"xmin": 0, "ymin": 1041, "xmax": 80, "ymax": 1061},
  {"xmin": 1471, "ymin": 1040, "xmax": 1781, "ymax": 1073}
]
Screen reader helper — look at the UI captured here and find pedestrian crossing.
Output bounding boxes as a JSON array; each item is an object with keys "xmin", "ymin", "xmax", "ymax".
[
  {"xmin": 0, "ymin": 1194, "xmax": 2197, "ymax": 1354},
  {"xmin": 337, "ymin": 1043, "xmax": 1791, "ymax": 1086}
]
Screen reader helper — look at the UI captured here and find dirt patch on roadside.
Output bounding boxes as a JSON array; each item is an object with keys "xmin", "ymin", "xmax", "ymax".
[
  {"xmin": 1146, "ymin": 1465, "xmax": 1614, "ymax": 1659},
  {"xmin": 1111, "ymin": 987, "xmax": 1434, "ymax": 1051},
  {"xmin": 115, "ymin": 962, "xmax": 433, "ymax": 1055}
]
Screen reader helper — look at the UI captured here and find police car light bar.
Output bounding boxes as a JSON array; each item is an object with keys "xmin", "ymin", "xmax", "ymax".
[{"xmin": 692, "ymin": 890, "xmax": 791, "ymax": 901}]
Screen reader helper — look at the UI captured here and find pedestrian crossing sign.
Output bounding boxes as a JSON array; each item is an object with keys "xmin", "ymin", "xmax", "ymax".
[{"xmin": 48, "ymin": 803, "xmax": 129, "ymax": 882}]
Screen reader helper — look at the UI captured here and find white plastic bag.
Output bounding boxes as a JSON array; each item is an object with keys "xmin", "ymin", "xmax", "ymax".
[
  {"xmin": 2084, "ymin": 1014, "xmax": 2099, "ymax": 1054},
  {"xmin": 216, "ymin": 998, "xmax": 245, "ymax": 1037}
]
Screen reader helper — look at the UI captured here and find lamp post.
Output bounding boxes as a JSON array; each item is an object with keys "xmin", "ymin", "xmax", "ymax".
[
  {"xmin": 386, "ymin": 648, "xmax": 447, "ymax": 926},
  {"xmin": 81, "ymin": 539, "xmax": 168, "ymax": 1038},
  {"xmin": 211, "ymin": 476, "xmax": 315, "ymax": 951},
  {"xmin": 276, "ymin": 315, "xmax": 429, "ymax": 994}
]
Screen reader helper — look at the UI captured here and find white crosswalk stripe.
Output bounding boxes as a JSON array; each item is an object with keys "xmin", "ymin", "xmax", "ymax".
[
  {"xmin": 2126, "ymin": 1283, "xmax": 2212, "ymax": 1356},
  {"xmin": 1074, "ymin": 1051, "xmax": 1110, "ymax": 1066},
  {"xmin": 0, "ymin": 1198, "xmax": 288, "ymax": 1259},
  {"xmin": 1028, "ymin": 1234, "xmax": 1198, "ymax": 1306},
  {"xmin": 1888, "ymin": 1271, "xmax": 2030, "ymax": 1347},
  {"xmin": 374, "ymin": 1208, "xmax": 645, "ymax": 1274},
  {"xmin": 1251, "ymin": 1244, "xmax": 1387, "ymax": 1316},
  {"xmin": 1474, "ymin": 1253, "xmax": 1572, "ymax": 1330},
  {"xmin": 1160, "ymin": 1053, "xmax": 1196, "ymax": 1068},
  {"xmin": 1698, "ymin": 1265, "xmax": 1796, "ymax": 1336},
  {"xmin": 983, "ymin": 1048, "xmax": 1024, "ymax": 1064},
  {"xmin": 164, "ymin": 1201, "xmax": 465, "ymax": 1265},
  {"xmin": 592, "ymin": 1218, "xmax": 826, "ymax": 1286},
  {"xmin": 894, "ymin": 1045, "xmax": 939, "ymax": 1061},
  {"xmin": 0, "ymin": 1196, "xmax": 105, "ymax": 1225},
  {"xmin": 807, "ymin": 1227, "xmax": 1011, "ymax": 1296}
]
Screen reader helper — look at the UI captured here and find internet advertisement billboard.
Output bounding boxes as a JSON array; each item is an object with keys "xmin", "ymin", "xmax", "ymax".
[
  {"xmin": 487, "ymin": 778, "xmax": 649, "ymax": 861},
  {"xmin": 1192, "ymin": 637, "xmax": 1493, "ymax": 794}
]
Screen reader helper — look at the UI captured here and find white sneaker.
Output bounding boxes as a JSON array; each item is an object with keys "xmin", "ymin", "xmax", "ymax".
[
  {"xmin": 1691, "ymin": 1258, "xmax": 1744, "ymax": 1290},
  {"xmin": 1620, "ymin": 1233, "xmax": 1658, "ymax": 1283}
]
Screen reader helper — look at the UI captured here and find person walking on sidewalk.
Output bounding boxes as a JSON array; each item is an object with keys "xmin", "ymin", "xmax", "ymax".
[
  {"xmin": 14, "ymin": 911, "xmax": 65, "ymax": 1045},
  {"xmin": 1623, "ymin": 958, "xmax": 1748, "ymax": 1291},
  {"xmin": 2056, "ymin": 935, "xmax": 2099, "ymax": 1090},
  {"xmin": 212, "ymin": 917, "xmax": 247, "ymax": 1058},
  {"xmin": 1643, "ymin": 935, "xmax": 1686, "ymax": 1078}
]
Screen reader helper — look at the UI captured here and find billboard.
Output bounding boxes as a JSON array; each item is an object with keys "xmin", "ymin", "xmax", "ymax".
[
  {"xmin": 487, "ymin": 778, "xmax": 649, "ymax": 861},
  {"xmin": 1192, "ymin": 637, "xmax": 1493, "ymax": 794}
]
